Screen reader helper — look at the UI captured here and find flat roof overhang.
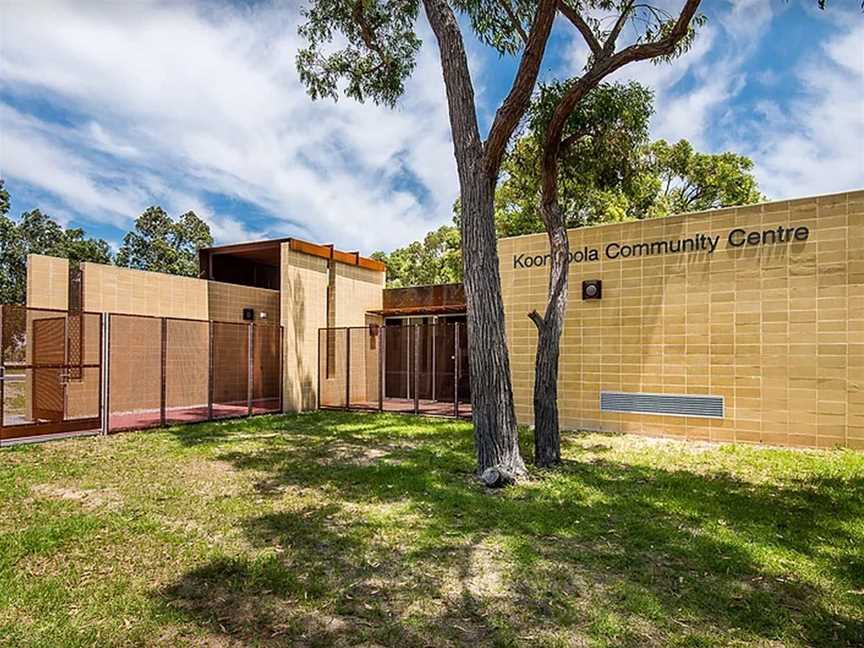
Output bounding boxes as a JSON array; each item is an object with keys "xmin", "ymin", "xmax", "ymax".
[{"xmin": 199, "ymin": 237, "xmax": 386, "ymax": 277}]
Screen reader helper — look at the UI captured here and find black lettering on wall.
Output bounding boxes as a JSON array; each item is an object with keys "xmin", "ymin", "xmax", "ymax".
[{"xmin": 513, "ymin": 224, "xmax": 812, "ymax": 270}]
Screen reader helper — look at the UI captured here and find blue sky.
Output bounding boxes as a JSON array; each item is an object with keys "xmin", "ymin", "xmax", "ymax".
[{"xmin": 0, "ymin": 0, "xmax": 862, "ymax": 254}]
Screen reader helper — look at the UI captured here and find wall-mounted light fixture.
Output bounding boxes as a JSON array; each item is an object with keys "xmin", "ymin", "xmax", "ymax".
[
  {"xmin": 242, "ymin": 308, "xmax": 255, "ymax": 321},
  {"xmin": 582, "ymin": 280, "xmax": 602, "ymax": 300}
]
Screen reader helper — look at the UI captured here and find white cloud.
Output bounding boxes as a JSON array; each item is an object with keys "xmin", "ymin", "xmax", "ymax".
[
  {"xmin": 743, "ymin": 22, "xmax": 864, "ymax": 199},
  {"xmin": 0, "ymin": 0, "xmax": 458, "ymax": 251}
]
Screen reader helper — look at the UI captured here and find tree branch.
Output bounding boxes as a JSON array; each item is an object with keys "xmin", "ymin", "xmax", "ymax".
[
  {"xmin": 422, "ymin": 0, "xmax": 484, "ymax": 165},
  {"xmin": 605, "ymin": 0, "xmax": 701, "ymax": 67},
  {"xmin": 496, "ymin": 0, "xmax": 529, "ymax": 44},
  {"xmin": 540, "ymin": 0, "xmax": 703, "ymax": 208},
  {"xmin": 559, "ymin": 125, "xmax": 591, "ymax": 154},
  {"xmin": 483, "ymin": 0, "xmax": 558, "ymax": 178},
  {"xmin": 603, "ymin": 0, "xmax": 636, "ymax": 55},
  {"xmin": 558, "ymin": 1, "xmax": 602, "ymax": 57},
  {"xmin": 352, "ymin": 0, "xmax": 391, "ymax": 66},
  {"xmin": 528, "ymin": 309, "xmax": 546, "ymax": 330}
]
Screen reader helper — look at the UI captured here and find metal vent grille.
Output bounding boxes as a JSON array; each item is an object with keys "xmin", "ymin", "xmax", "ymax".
[{"xmin": 600, "ymin": 392, "xmax": 724, "ymax": 419}]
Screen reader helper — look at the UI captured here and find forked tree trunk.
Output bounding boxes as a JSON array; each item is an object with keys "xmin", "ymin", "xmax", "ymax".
[
  {"xmin": 529, "ymin": 204, "xmax": 569, "ymax": 468},
  {"xmin": 527, "ymin": 1, "xmax": 702, "ymax": 468}
]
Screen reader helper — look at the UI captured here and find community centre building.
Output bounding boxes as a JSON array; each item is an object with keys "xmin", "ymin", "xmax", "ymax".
[{"xmin": 1, "ymin": 189, "xmax": 860, "ymax": 449}]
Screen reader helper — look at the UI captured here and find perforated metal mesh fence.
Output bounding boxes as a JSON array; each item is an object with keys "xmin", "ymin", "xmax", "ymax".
[
  {"xmin": 165, "ymin": 319, "xmax": 210, "ymax": 425},
  {"xmin": 318, "ymin": 322, "xmax": 471, "ymax": 418},
  {"xmin": 107, "ymin": 313, "xmax": 283, "ymax": 432},
  {"xmin": 0, "ymin": 304, "xmax": 284, "ymax": 443}
]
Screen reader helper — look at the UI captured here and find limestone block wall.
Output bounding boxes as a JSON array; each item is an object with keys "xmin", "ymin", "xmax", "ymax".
[
  {"xmin": 333, "ymin": 263, "xmax": 385, "ymax": 327},
  {"xmin": 208, "ymin": 281, "xmax": 280, "ymax": 323},
  {"xmin": 82, "ymin": 262, "xmax": 208, "ymax": 320},
  {"xmin": 499, "ymin": 190, "xmax": 863, "ymax": 449},
  {"xmin": 26, "ymin": 255, "xmax": 69, "ymax": 310},
  {"xmin": 281, "ymin": 245, "xmax": 329, "ymax": 411},
  {"xmin": 335, "ymin": 263, "xmax": 384, "ymax": 405}
]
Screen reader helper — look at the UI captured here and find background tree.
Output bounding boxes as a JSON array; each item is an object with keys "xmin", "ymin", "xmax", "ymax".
[
  {"xmin": 115, "ymin": 207, "xmax": 212, "ymax": 277},
  {"xmin": 494, "ymin": 106, "xmax": 763, "ymax": 236},
  {"xmin": 643, "ymin": 139, "xmax": 764, "ymax": 217},
  {"xmin": 372, "ymin": 224, "xmax": 462, "ymax": 287},
  {"xmin": 0, "ymin": 179, "xmax": 9, "ymax": 217},
  {"xmin": 0, "ymin": 203, "xmax": 111, "ymax": 304},
  {"xmin": 496, "ymin": 81, "xmax": 655, "ymax": 237}
]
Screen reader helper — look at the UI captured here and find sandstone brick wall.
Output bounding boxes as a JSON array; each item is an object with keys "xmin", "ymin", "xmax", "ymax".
[
  {"xmin": 333, "ymin": 263, "xmax": 385, "ymax": 326},
  {"xmin": 27, "ymin": 255, "xmax": 69, "ymax": 310},
  {"xmin": 208, "ymin": 281, "xmax": 280, "ymax": 323},
  {"xmin": 281, "ymin": 245, "xmax": 329, "ymax": 411},
  {"xmin": 81, "ymin": 262, "xmax": 208, "ymax": 320},
  {"xmin": 334, "ymin": 264, "xmax": 384, "ymax": 406},
  {"xmin": 499, "ymin": 190, "xmax": 863, "ymax": 449}
]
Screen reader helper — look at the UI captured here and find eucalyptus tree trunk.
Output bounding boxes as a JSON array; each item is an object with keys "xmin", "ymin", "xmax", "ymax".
[
  {"xmin": 461, "ymin": 168, "xmax": 526, "ymax": 479},
  {"xmin": 528, "ymin": 0, "xmax": 702, "ymax": 467},
  {"xmin": 423, "ymin": 0, "xmax": 533, "ymax": 480},
  {"xmin": 529, "ymin": 204, "xmax": 569, "ymax": 467}
]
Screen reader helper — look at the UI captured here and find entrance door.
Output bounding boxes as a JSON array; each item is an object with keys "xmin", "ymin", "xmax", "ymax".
[{"xmin": 0, "ymin": 306, "xmax": 102, "ymax": 442}]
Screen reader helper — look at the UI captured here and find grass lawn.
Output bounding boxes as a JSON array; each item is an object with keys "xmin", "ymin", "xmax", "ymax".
[{"xmin": 1, "ymin": 412, "xmax": 863, "ymax": 647}]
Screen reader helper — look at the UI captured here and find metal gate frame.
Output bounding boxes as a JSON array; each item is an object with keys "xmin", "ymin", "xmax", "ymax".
[
  {"xmin": 317, "ymin": 322, "xmax": 471, "ymax": 419},
  {"xmin": 0, "ymin": 306, "xmax": 103, "ymax": 442}
]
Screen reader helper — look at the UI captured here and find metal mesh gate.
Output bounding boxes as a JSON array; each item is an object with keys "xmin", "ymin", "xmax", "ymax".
[
  {"xmin": 0, "ymin": 306, "xmax": 103, "ymax": 441},
  {"xmin": 165, "ymin": 319, "xmax": 210, "ymax": 425},
  {"xmin": 318, "ymin": 322, "xmax": 470, "ymax": 418}
]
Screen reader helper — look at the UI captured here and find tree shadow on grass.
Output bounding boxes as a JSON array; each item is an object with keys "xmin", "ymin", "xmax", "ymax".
[{"xmin": 156, "ymin": 412, "xmax": 864, "ymax": 647}]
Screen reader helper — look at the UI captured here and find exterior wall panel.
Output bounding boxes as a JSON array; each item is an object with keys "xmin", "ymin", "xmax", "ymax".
[
  {"xmin": 281, "ymin": 245, "xmax": 329, "ymax": 411},
  {"xmin": 208, "ymin": 281, "xmax": 280, "ymax": 323},
  {"xmin": 26, "ymin": 255, "xmax": 69, "ymax": 310},
  {"xmin": 499, "ymin": 190, "xmax": 863, "ymax": 449},
  {"xmin": 82, "ymin": 263, "xmax": 208, "ymax": 320},
  {"xmin": 334, "ymin": 263, "xmax": 385, "ymax": 405}
]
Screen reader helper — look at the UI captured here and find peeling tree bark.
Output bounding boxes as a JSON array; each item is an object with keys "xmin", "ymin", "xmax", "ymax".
[{"xmin": 422, "ymin": 0, "xmax": 556, "ymax": 479}]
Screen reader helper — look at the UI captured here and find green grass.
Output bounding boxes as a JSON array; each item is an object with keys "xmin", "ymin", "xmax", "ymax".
[{"xmin": 1, "ymin": 411, "xmax": 863, "ymax": 647}]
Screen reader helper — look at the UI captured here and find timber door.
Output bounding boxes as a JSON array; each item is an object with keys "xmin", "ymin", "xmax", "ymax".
[{"xmin": 0, "ymin": 306, "xmax": 102, "ymax": 442}]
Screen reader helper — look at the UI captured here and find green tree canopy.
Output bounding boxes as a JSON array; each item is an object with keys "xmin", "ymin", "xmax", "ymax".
[
  {"xmin": 497, "ymin": 81, "xmax": 656, "ymax": 237},
  {"xmin": 644, "ymin": 139, "xmax": 764, "ymax": 216},
  {"xmin": 494, "ymin": 135, "xmax": 764, "ymax": 238},
  {"xmin": 0, "ymin": 179, "xmax": 9, "ymax": 217},
  {"xmin": 0, "ymin": 204, "xmax": 112, "ymax": 304},
  {"xmin": 492, "ymin": 82, "xmax": 764, "ymax": 238},
  {"xmin": 372, "ymin": 224, "xmax": 461, "ymax": 287},
  {"xmin": 115, "ymin": 207, "xmax": 212, "ymax": 277}
]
